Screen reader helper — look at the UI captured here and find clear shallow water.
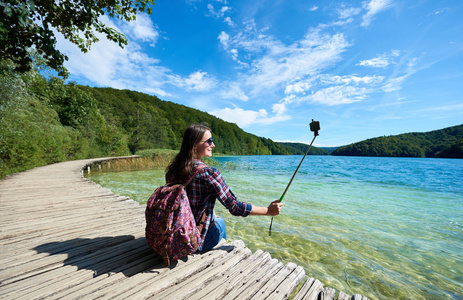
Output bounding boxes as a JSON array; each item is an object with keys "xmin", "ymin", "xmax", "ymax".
[{"xmin": 88, "ymin": 156, "xmax": 463, "ymax": 299}]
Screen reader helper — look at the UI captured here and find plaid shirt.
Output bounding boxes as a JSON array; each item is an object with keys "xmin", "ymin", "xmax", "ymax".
[{"xmin": 186, "ymin": 160, "xmax": 252, "ymax": 247}]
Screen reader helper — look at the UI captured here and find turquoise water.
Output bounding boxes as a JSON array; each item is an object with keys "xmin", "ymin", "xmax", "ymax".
[{"xmin": 87, "ymin": 156, "xmax": 463, "ymax": 299}]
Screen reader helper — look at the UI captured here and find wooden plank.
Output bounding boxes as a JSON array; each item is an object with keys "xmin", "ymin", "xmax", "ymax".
[
  {"xmin": 293, "ymin": 277, "xmax": 325, "ymax": 300},
  {"xmin": 0, "ymin": 235, "xmax": 139, "ymax": 284},
  {"xmin": 321, "ymin": 287, "xmax": 336, "ymax": 300},
  {"xmin": 0, "ymin": 229, "xmax": 143, "ymax": 273},
  {"xmin": 6, "ymin": 243, "xmax": 153, "ymax": 300},
  {"xmin": 221, "ymin": 259, "xmax": 284, "ymax": 300},
  {"xmin": 353, "ymin": 294, "xmax": 370, "ymax": 300},
  {"xmin": 265, "ymin": 265, "xmax": 306, "ymax": 300},
  {"xmin": 189, "ymin": 250, "xmax": 272, "ymax": 299},
  {"xmin": 1, "ymin": 237, "xmax": 148, "ymax": 297},
  {"xmin": 91, "ymin": 242, "xmax": 240, "ymax": 299},
  {"xmin": 50, "ymin": 254, "xmax": 163, "ymax": 300},
  {"xmin": 0, "ymin": 215, "xmax": 141, "ymax": 250},
  {"xmin": 337, "ymin": 291, "xmax": 351, "ymax": 300},
  {"xmin": 252, "ymin": 262, "xmax": 300, "ymax": 299},
  {"xmin": 152, "ymin": 246, "xmax": 252, "ymax": 299}
]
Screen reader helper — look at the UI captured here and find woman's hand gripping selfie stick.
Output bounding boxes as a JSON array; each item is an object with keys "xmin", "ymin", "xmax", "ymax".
[{"xmin": 268, "ymin": 120, "xmax": 320, "ymax": 236}]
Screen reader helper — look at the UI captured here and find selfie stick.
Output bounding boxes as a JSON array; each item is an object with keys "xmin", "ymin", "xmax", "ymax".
[{"xmin": 268, "ymin": 120, "xmax": 320, "ymax": 236}]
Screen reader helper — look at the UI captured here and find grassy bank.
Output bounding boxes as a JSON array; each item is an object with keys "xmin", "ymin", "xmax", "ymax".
[
  {"xmin": 87, "ymin": 149, "xmax": 177, "ymax": 173},
  {"xmin": 86, "ymin": 149, "xmax": 237, "ymax": 174}
]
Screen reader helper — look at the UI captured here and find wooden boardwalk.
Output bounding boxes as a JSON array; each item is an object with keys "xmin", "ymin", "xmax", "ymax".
[{"xmin": 0, "ymin": 157, "xmax": 370, "ymax": 300}]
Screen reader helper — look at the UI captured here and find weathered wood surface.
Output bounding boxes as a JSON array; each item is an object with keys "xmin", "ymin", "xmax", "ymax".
[{"xmin": 0, "ymin": 157, "xmax": 370, "ymax": 299}]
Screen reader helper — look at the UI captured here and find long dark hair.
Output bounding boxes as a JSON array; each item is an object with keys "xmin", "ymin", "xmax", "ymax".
[{"xmin": 165, "ymin": 123, "xmax": 211, "ymax": 184}]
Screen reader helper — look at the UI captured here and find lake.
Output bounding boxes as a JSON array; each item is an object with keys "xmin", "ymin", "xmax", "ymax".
[{"xmin": 87, "ymin": 155, "xmax": 463, "ymax": 299}]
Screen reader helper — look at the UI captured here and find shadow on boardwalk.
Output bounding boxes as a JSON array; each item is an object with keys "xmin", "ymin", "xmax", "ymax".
[
  {"xmin": 33, "ymin": 236, "xmax": 149, "ymax": 277},
  {"xmin": 32, "ymin": 235, "xmax": 235, "ymax": 278}
]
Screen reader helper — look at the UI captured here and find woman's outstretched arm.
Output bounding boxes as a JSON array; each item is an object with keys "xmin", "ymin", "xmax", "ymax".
[{"xmin": 249, "ymin": 200, "xmax": 283, "ymax": 216}]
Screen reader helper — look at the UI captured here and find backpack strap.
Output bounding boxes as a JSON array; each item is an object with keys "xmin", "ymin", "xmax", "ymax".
[
  {"xmin": 183, "ymin": 164, "xmax": 207, "ymax": 187},
  {"xmin": 184, "ymin": 164, "xmax": 208, "ymax": 233}
]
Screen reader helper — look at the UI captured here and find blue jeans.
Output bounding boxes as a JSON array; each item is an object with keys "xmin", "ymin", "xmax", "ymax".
[{"xmin": 201, "ymin": 216, "xmax": 227, "ymax": 252}]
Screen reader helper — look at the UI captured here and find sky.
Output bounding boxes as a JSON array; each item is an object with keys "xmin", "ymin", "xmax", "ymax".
[{"xmin": 56, "ymin": 0, "xmax": 463, "ymax": 147}]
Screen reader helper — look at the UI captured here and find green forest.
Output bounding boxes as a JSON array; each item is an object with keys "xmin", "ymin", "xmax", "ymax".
[
  {"xmin": 82, "ymin": 87, "xmax": 298, "ymax": 156},
  {"xmin": 279, "ymin": 142, "xmax": 329, "ymax": 155},
  {"xmin": 332, "ymin": 125, "xmax": 463, "ymax": 158}
]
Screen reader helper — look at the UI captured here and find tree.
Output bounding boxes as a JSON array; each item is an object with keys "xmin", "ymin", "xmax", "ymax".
[{"xmin": 0, "ymin": 0, "xmax": 155, "ymax": 77}]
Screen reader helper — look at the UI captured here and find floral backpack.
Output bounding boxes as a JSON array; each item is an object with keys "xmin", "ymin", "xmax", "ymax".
[{"xmin": 145, "ymin": 166, "xmax": 206, "ymax": 266}]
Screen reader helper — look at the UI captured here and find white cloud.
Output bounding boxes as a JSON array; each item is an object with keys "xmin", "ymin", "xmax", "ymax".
[
  {"xmin": 309, "ymin": 6, "xmax": 318, "ymax": 12},
  {"xmin": 217, "ymin": 20, "xmax": 364, "ymax": 108},
  {"xmin": 220, "ymin": 82, "xmax": 249, "ymax": 101},
  {"xmin": 222, "ymin": 19, "xmax": 277, "ymax": 55},
  {"xmin": 224, "ymin": 17, "xmax": 235, "ymax": 26},
  {"xmin": 55, "ymin": 16, "xmax": 171, "ymax": 94},
  {"xmin": 309, "ymin": 85, "xmax": 367, "ymax": 105},
  {"xmin": 361, "ymin": 0, "xmax": 393, "ymax": 27},
  {"xmin": 359, "ymin": 57, "xmax": 389, "ymax": 68},
  {"xmin": 218, "ymin": 31, "xmax": 249, "ymax": 67},
  {"xmin": 358, "ymin": 50, "xmax": 400, "ymax": 68},
  {"xmin": 170, "ymin": 71, "xmax": 218, "ymax": 92},
  {"xmin": 281, "ymin": 94, "xmax": 297, "ymax": 105},
  {"xmin": 280, "ymin": 74, "xmax": 385, "ymax": 108},
  {"xmin": 285, "ymin": 80, "xmax": 313, "ymax": 94},
  {"xmin": 56, "ymin": 15, "xmax": 221, "ymax": 97},
  {"xmin": 407, "ymin": 56, "xmax": 419, "ymax": 68},
  {"xmin": 208, "ymin": 4, "xmax": 231, "ymax": 18},
  {"xmin": 256, "ymin": 114, "xmax": 291, "ymax": 125},
  {"xmin": 123, "ymin": 13, "xmax": 159, "ymax": 45},
  {"xmin": 381, "ymin": 56, "xmax": 422, "ymax": 92},
  {"xmin": 323, "ymin": 74, "xmax": 385, "ymax": 85},
  {"xmin": 143, "ymin": 87, "xmax": 171, "ymax": 97},
  {"xmin": 382, "ymin": 75, "xmax": 407, "ymax": 92},
  {"xmin": 338, "ymin": 6, "xmax": 362, "ymax": 19},
  {"xmin": 272, "ymin": 103, "xmax": 286, "ymax": 115},
  {"xmin": 243, "ymin": 28, "xmax": 350, "ymax": 95},
  {"xmin": 218, "ymin": 31, "xmax": 230, "ymax": 49},
  {"xmin": 221, "ymin": 6, "xmax": 231, "ymax": 14},
  {"xmin": 207, "ymin": 4, "xmax": 215, "ymax": 16},
  {"xmin": 209, "ymin": 106, "xmax": 290, "ymax": 128},
  {"xmin": 209, "ymin": 107, "xmax": 267, "ymax": 127}
]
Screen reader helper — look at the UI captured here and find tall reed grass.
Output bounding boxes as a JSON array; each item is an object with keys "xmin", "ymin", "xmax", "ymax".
[
  {"xmin": 87, "ymin": 149, "xmax": 177, "ymax": 173},
  {"xmin": 86, "ymin": 149, "xmax": 237, "ymax": 174}
]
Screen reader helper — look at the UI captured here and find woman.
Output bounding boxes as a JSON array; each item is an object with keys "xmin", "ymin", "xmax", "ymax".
[{"xmin": 166, "ymin": 123, "xmax": 283, "ymax": 252}]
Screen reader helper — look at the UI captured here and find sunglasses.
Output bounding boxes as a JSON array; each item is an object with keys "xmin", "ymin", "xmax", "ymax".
[{"xmin": 202, "ymin": 137, "xmax": 214, "ymax": 146}]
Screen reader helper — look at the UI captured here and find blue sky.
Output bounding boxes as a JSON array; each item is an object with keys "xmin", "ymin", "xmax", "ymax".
[{"xmin": 56, "ymin": 0, "xmax": 463, "ymax": 147}]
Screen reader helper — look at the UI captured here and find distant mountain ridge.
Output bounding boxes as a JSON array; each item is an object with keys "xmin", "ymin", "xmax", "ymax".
[
  {"xmin": 277, "ymin": 142, "xmax": 329, "ymax": 155},
  {"xmin": 331, "ymin": 125, "xmax": 463, "ymax": 158}
]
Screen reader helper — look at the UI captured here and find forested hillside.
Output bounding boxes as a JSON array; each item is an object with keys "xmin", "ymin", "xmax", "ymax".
[
  {"xmin": 82, "ymin": 87, "xmax": 294, "ymax": 156},
  {"xmin": 278, "ymin": 142, "xmax": 329, "ymax": 155},
  {"xmin": 332, "ymin": 125, "xmax": 463, "ymax": 158}
]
